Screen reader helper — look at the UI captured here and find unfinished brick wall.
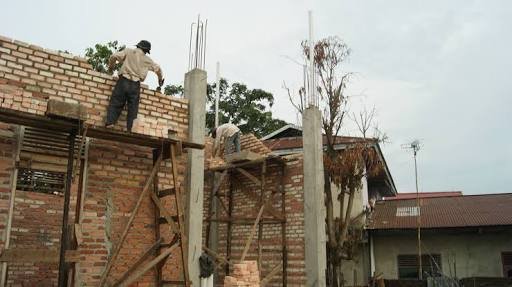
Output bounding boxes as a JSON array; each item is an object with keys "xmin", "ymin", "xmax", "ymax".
[
  {"xmin": 0, "ymin": 36, "xmax": 191, "ymax": 286},
  {"xmin": 0, "ymin": 35, "xmax": 188, "ymax": 139},
  {"xmin": 203, "ymin": 136, "xmax": 306, "ymax": 286}
]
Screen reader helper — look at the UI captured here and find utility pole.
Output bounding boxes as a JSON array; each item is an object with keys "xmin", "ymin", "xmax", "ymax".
[{"xmin": 402, "ymin": 140, "xmax": 422, "ymax": 280}]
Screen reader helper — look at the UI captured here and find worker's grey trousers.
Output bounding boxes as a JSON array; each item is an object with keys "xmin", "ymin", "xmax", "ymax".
[
  {"xmin": 106, "ymin": 76, "xmax": 140, "ymax": 131},
  {"xmin": 224, "ymin": 131, "xmax": 241, "ymax": 154}
]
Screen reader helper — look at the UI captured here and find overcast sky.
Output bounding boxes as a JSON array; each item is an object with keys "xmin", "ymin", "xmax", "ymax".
[{"xmin": 1, "ymin": 0, "xmax": 511, "ymax": 195}]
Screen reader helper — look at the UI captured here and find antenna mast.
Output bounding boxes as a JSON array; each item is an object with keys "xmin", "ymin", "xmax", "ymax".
[{"xmin": 402, "ymin": 140, "xmax": 422, "ymax": 280}]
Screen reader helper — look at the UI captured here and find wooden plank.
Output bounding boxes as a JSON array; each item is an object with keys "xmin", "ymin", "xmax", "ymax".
[
  {"xmin": 98, "ymin": 153, "xmax": 163, "ymax": 287},
  {"xmin": 170, "ymin": 144, "xmax": 190, "ymax": 286},
  {"xmin": 158, "ymin": 188, "xmax": 175, "ymax": 198},
  {"xmin": 0, "ymin": 249, "xmax": 79, "ymax": 263},
  {"xmin": 117, "ymin": 243, "xmax": 179, "ymax": 287},
  {"xmin": 260, "ymin": 263, "xmax": 282, "ymax": 287},
  {"xmin": 280, "ymin": 165, "xmax": 288, "ymax": 287},
  {"xmin": 57, "ymin": 131, "xmax": 76, "ymax": 287},
  {"xmin": 150, "ymin": 193, "xmax": 178, "ymax": 234},
  {"xmin": 239, "ymin": 186, "xmax": 283, "ymax": 221},
  {"xmin": 257, "ymin": 162, "xmax": 266, "ymax": 272},
  {"xmin": 236, "ymin": 168, "xmax": 261, "ymax": 186},
  {"xmin": 0, "ymin": 107, "xmax": 204, "ymax": 150},
  {"xmin": 202, "ymin": 246, "xmax": 231, "ymax": 266},
  {"xmin": 225, "ymin": 151, "xmax": 263, "ymax": 163},
  {"xmin": 74, "ymin": 224, "xmax": 83, "ymax": 246},
  {"xmin": 239, "ymin": 204, "xmax": 265, "ymax": 262},
  {"xmin": 112, "ymin": 239, "xmax": 162, "ymax": 287},
  {"xmin": 1, "ymin": 126, "xmax": 24, "ymax": 286}
]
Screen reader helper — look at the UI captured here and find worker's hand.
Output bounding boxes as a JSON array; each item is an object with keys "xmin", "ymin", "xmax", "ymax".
[
  {"xmin": 107, "ymin": 66, "xmax": 114, "ymax": 75},
  {"xmin": 158, "ymin": 78, "xmax": 165, "ymax": 87}
]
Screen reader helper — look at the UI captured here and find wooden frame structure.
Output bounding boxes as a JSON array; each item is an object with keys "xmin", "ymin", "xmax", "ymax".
[
  {"xmin": 205, "ymin": 155, "xmax": 288, "ymax": 286},
  {"xmin": 0, "ymin": 107, "xmax": 203, "ymax": 287}
]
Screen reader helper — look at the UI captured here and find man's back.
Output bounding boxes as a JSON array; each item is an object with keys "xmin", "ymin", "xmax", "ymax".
[{"xmin": 111, "ymin": 48, "xmax": 162, "ymax": 82}]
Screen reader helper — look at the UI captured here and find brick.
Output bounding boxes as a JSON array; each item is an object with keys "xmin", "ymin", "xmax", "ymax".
[
  {"xmin": 11, "ymin": 50, "xmax": 27, "ymax": 59},
  {"xmin": 1, "ymin": 42, "xmax": 17, "ymax": 50}
]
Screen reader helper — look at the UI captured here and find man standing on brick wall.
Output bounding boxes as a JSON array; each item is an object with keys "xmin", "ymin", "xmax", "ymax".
[
  {"xmin": 211, "ymin": 123, "xmax": 241, "ymax": 157},
  {"xmin": 105, "ymin": 40, "xmax": 164, "ymax": 132}
]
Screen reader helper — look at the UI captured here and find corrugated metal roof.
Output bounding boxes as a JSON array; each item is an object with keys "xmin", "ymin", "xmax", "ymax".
[
  {"xmin": 368, "ymin": 193, "xmax": 512, "ymax": 229},
  {"xmin": 383, "ymin": 191, "xmax": 463, "ymax": 201}
]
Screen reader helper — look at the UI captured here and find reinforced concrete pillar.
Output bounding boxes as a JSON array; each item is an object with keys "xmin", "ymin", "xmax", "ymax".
[
  {"xmin": 302, "ymin": 107, "xmax": 327, "ymax": 286},
  {"xmin": 184, "ymin": 68, "xmax": 207, "ymax": 286}
]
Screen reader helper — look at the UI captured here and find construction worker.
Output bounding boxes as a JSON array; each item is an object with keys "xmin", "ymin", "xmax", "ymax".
[
  {"xmin": 211, "ymin": 123, "xmax": 241, "ymax": 157},
  {"xmin": 105, "ymin": 40, "xmax": 164, "ymax": 132}
]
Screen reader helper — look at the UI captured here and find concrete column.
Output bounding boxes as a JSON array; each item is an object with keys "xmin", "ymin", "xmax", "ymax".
[
  {"xmin": 184, "ymin": 68, "xmax": 207, "ymax": 286},
  {"xmin": 302, "ymin": 107, "xmax": 327, "ymax": 286}
]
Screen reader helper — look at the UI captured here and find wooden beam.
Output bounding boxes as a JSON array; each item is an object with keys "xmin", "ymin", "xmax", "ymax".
[
  {"xmin": 207, "ymin": 217, "xmax": 285, "ymax": 224},
  {"xmin": 0, "ymin": 249, "xmax": 79, "ymax": 263},
  {"xmin": 239, "ymin": 204, "xmax": 265, "ymax": 262},
  {"xmin": 260, "ymin": 263, "xmax": 282, "ymax": 287},
  {"xmin": 98, "ymin": 153, "xmax": 163, "ymax": 287},
  {"xmin": 57, "ymin": 131, "xmax": 76, "ymax": 287},
  {"xmin": 0, "ymin": 107, "xmax": 204, "ymax": 150},
  {"xmin": 117, "ymin": 243, "xmax": 179, "ymax": 287},
  {"xmin": 1, "ymin": 126, "xmax": 24, "ymax": 286},
  {"xmin": 170, "ymin": 144, "xmax": 190, "ymax": 286},
  {"xmin": 150, "ymin": 192, "xmax": 178, "ymax": 235},
  {"xmin": 202, "ymin": 246, "xmax": 231, "ymax": 266},
  {"xmin": 112, "ymin": 239, "xmax": 162, "ymax": 287},
  {"xmin": 236, "ymin": 168, "xmax": 261, "ymax": 185}
]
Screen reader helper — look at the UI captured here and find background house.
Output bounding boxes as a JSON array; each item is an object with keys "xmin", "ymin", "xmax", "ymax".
[
  {"xmin": 368, "ymin": 192, "xmax": 512, "ymax": 280},
  {"xmin": 262, "ymin": 124, "xmax": 397, "ymax": 286}
]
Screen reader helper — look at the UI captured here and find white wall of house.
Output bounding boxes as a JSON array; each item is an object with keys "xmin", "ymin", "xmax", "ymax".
[
  {"xmin": 333, "ymin": 176, "xmax": 371, "ymax": 286},
  {"xmin": 372, "ymin": 230, "xmax": 512, "ymax": 279}
]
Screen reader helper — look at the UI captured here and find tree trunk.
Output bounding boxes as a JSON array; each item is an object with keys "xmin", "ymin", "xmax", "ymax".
[{"xmin": 339, "ymin": 187, "xmax": 356, "ymax": 247}]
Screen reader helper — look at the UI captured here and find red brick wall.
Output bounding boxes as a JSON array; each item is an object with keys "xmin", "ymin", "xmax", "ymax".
[
  {"xmin": 0, "ymin": 35, "xmax": 188, "ymax": 139},
  {"xmin": 0, "ymin": 35, "xmax": 191, "ymax": 285},
  {"xmin": 203, "ymin": 135, "xmax": 306, "ymax": 286}
]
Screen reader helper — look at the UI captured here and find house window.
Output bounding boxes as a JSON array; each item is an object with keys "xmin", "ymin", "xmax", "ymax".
[
  {"xmin": 17, "ymin": 167, "xmax": 65, "ymax": 195},
  {"xmin": 503, "ymin": 252, "xmax": 512, "ymax": 279},
  {"xmin": 398, "ymin": 254, "xmax": 442, "ymax": 279}
]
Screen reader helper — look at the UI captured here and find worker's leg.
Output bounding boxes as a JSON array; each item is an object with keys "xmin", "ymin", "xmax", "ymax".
[
  {"xmin": 125, "ymin": 80, "xmax": 141, "ymax": 132},
  {"xmin": 233, "ymin": 131, "xmax": 241, "ymax": 152},
  {"xmin": 105, "ymin": 78, "xmax": 127, "ymax": 127}
]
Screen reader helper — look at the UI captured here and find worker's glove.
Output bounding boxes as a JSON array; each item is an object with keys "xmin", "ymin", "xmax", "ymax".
[{"xmin": 156, "ymin": 86, "xmax": 162, "ymax": 93}]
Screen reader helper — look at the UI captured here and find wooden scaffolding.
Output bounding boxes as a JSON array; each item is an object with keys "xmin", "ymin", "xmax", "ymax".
[
  {"xmin": 0, "ymin": 107, "xmax": 203, "ymax": 287},
  {"xmin": 204, "ymin": 154, "xmax": 288, "ymax": 286}
]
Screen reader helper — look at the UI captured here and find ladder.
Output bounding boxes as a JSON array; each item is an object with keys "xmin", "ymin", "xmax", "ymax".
[{"xmin": 98, "ymin": 143, "xmax": 190, "ymax": 287}]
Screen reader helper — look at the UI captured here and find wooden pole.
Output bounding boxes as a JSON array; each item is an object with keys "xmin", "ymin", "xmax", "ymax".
[
  {"xmin": 0, "ymin": 126, "xmax": 24, "ymax": 287},
  {"xmin": 112, "ymin": 239, "xmax": 162, "ymax": 286},
  {"xmin": 117, "ymin": 243, "xmax": 178, "ymax": 287},
  {"xmin": 225, "ymin": 176, "xmax": 234, "ymax": 276},
  {"xmin": 57, "ymin": 130, "xmax": 77, "ymax": 287},
  {"xmin": 170, "ymin": 144, "xmax": 190, "ymax": 286},
  {"xmin": 240, "ymin": 204, "xmax": 265, "ymax": 263},
  {"xmin": 98, "ymin": 152, "xmax": 163, "ymax": 286},
  {"xmin": 152, "ymin": 148, "xmax": 163, "ymax": 284},
  {"xmin": 280, "ymin": 164, "xmax": 288, "ymax": 286},
  {"xmin": 257, "ymin": 162, "xmax": 266, "ymax": 270}
]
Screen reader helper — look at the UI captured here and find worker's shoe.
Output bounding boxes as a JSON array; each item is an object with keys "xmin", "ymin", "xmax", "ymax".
[{"xmin": 105, "ymin": 123, "xmax": 114, "ymax": 129}]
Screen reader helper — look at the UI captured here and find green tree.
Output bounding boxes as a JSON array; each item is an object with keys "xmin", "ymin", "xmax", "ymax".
[
  {"xmin": 84, "ymin": 41, "xmax": 125, "ymax": 73},
  {"xmin": 164, "ymin": 79, "xmax": 287, "ymax": 138}
]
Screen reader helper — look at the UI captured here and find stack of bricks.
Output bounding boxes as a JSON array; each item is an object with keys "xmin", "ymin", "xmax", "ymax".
[
  {"xmin": 224, "ymin": 261, "xmax": 260, "ymax": 287},
  {"xmin": 0, "ymin": 35, "xmax": 189, "ymax": 140}
]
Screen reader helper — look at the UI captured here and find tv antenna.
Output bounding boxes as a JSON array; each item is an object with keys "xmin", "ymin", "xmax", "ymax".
[{"xmin": 401, "ymin": 139, "xmax": 422, "ymax": 279}]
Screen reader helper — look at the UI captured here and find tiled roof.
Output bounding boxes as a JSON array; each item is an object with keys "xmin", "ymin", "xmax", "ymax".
[
  {"xmin": 383, "ymin": 191, "xmax": 463, "ymax": 201},
  {"xmin": 368, "ymin": 193, "xmax": 512, "ymax": 230},
  {"xmin": 263, "ymin": 136, "xmax": 376, "ymax": 151}
]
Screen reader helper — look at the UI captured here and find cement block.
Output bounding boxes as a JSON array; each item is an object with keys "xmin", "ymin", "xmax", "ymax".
[{"xmin": 45, "ymin": 99, "xmax": 87, "ymax": 121}]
